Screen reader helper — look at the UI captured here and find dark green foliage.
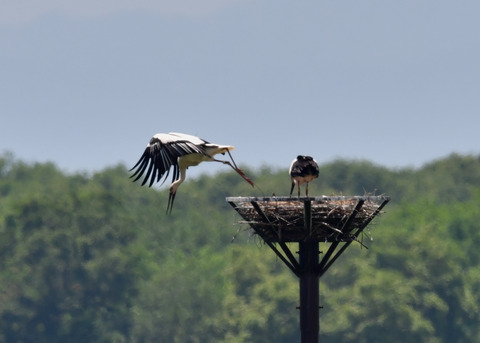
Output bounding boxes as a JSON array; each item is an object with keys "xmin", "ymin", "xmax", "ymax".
[
  {"xmin": 0, "ymin": 152, "xmax": 479, "ymax": 342},
  {"xmin": 0, "ymin": 161, "xmax": 151, "ymax": 343}
]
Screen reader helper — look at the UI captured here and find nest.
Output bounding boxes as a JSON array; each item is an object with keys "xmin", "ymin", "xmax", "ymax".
[{"xmin": 227, "ymin": 196, "xmax": 390, "ymax": 243}]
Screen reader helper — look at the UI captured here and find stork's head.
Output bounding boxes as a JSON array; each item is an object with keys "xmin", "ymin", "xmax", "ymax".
[
  {"xmin": 297, "ymin": 155, "xmax": 314, "ymax": 161},
  {"xmin": 205, "ymin": 144, "xmax": 234, "ymax": 157}
]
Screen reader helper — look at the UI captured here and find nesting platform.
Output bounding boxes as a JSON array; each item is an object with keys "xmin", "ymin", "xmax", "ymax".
[
  {"xmin": 227, "ymin": 196, "xmax": 390, "ymax": 243},
  {"xmin": 226, "ymin": 195, "xmax": 390, "ymax": 343}
]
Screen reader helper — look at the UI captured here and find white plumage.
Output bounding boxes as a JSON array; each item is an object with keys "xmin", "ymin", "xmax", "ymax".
[{"xmin": 130, "ymin": 132, "xmax": 253, "ymax": 213}]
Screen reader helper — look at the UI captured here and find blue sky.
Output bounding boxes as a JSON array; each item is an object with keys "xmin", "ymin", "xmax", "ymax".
[{"xmin": 1, "ymin": 0, "xmax": 479, "ymax": 175}]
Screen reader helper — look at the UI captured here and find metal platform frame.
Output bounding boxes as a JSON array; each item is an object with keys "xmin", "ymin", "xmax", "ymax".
[{"xmin": 227, "ymin": 196, "xmax": 390, "ymax": 343}]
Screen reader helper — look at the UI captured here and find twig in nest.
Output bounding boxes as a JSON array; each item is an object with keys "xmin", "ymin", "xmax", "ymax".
[
  {"xmin": 231, "ymin": 225, "xmax": 242, "ymax": 243},
  {"xmin": 320, "ymin": 222, "xmax": 343, "ymax": 235},
  {"xmin": 353, "ymin": 236, "xmax": 369, "ymax": 249}
]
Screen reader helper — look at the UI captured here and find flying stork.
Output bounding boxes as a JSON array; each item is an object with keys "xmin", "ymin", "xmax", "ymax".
[
  {"xmin": 130, "ymin": 132, "xmax": 254, "ymax": 214},
  {"xmin": 289, "ymin": 155, "xmax": 319, "ymax": 197}
]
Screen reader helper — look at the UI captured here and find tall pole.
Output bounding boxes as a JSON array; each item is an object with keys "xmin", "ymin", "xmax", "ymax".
[{"xmin": 299, "ymin": 200, "xmax": 319, "ymax": 343}]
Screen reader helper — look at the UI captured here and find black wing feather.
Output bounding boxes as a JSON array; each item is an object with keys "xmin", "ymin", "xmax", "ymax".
[
  {"xmin": 290, "ymin": 156, "xmax": 319, "ymax": 177},
  {"xmin": 130, "ymin": 137, "xmax": 209, "ymax": 187},
  {"xmin": 141, "ymin": 158, "xmax": 155, "ymax": 186},
  {"xmin": 130, "ymin": 151, "xmax": 150, "ymax": 182}
]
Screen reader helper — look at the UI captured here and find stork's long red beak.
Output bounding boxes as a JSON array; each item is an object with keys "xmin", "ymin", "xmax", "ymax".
[
  {"xmin": 234, "ymin": 167, "xmax": 255, "ymax": 187},
  {"xmin": 167, "ymin": 191, "xmax": 176, "ymax": 215},
  {"xmin": 227, "ymin": 150, "xmax": 254, "ymax": 187}
]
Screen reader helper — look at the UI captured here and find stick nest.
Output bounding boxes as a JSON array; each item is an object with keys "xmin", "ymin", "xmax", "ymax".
[{"xmin": 227, "ymin": 196, "xmax": 389, "ymax": 243}]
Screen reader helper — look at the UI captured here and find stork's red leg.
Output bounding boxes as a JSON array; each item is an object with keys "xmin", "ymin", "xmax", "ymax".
[{"xmin": 290, "ymin": 181, "xmax": 295, "ymax": 197}]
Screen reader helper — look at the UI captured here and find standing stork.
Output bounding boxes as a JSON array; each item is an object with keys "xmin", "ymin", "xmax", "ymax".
[
  {"xmin": 130, "ymin": 132, "xmax": 254, "ymax": 214},
  {"xmin": 289, "ymin": 155, "xmax": 319, "ymax": 197}
]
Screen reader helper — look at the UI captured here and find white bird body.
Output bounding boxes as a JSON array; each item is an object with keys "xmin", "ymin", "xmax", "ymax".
[
  {"xmin": 178, "ymin": 144, "xmax": 234, "ymax": 167},
  {"xmin": 171, "ymin": 144, "xmax": 234, "ymax": 194},
  {"xmin": 130, "ymin": 132, "xmax": 252, "ymax": 213},
  {"xmin": 289, "ymin": 155, "xmax": 319, "ymax": 197},
  {"xmin": 154, "ymin": 132, "xmax": 203, "ymax": 145}
]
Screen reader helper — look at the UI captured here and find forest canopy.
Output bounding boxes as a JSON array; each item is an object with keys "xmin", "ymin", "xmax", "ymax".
[{"xmin": 1, "ymin": 152, "xmax": 479, "ymax": 342}]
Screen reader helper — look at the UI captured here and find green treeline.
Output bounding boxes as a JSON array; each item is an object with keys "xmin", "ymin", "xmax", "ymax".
[{"xmin": 0, "ymin": 152, "xmax": 479, "ymax": 342}]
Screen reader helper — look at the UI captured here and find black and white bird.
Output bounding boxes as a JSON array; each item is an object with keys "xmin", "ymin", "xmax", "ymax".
[
  {"xmin": 289, "ymin": 155, "xmax": 319, "ymax": 197},
  {"xmin": 130, "ymin": 132, "xmax": 254, "ymax": 213}
]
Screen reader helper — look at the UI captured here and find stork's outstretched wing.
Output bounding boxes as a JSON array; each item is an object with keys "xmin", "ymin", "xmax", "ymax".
[{"xmin": 130, "ymin": 134, "xmax": 209, "ymax": 187}]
